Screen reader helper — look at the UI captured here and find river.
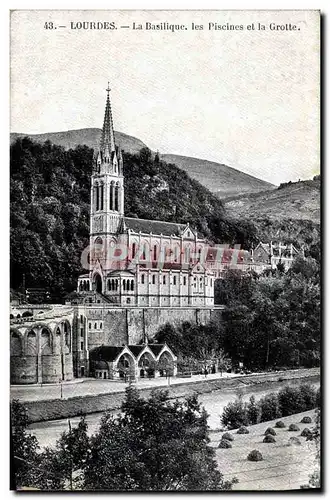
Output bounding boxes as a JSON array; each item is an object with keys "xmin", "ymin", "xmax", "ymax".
[{"xmin": 29, "ymin": 375, "xmax": 320, "ymax": 449}]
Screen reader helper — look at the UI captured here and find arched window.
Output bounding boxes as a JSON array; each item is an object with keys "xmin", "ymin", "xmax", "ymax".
[
  {"xmin": 174, "ymin": 246, "xmax": 180, "ymax": 263},
  {"xmin": 184, "ymin": 246, "xmax": 190, "ymax": 263},
  {"xmin": 173, "ymin": 276, "xmax": 177, "ymax": 286},
  {"xmin": 89, "ymin": 323, "xmax": 91, "ymax": 329},
  {"xmin": 141, "ymin": 274, "xmax": 145, "ymax": 284},
  {"xmin": 107, "ymin": 279, "xmax": 110, "ymax": 291},
  {"xmin": 198, "ymin": 248, "xmax": 202, "ymax": 260},
  {"xmin": 131, "ymin": 280, "xmax": 134, "ymax": 291},
  {"xmin": 115, "ymin": 183, "xmax": 119, "ymax": 211},
  {"xmin": 99, "ymin": 184, "xmax": 103, "ymax": 210},
  {"xmin": 94, "ymin": 323, "xmax": 97, "ymax": 329},
  {"xmin": 123, "ymin": 279, "xmax": 126, "ymax": 291},
  {"xmin": 183, "ymin": 276, "xmax": 187, "ymax": 286},
  {"xmin": 115, "ymin": 279, "xmax": 119, "ymax": 291},
  {"xmin": 100, "ymin": 322, "xmax": 102, "ymax": 329},
  {"xmin": 152, "ymin": 275, "xmax": 156, "ymax": 285},
  {"xmin": 153, "ymin": 245, "xmax": 157, "ymax": 261},
  {"xmin": 163, "ymin": 275, "xmax": 166, "ymax": 285},
  {"xmin": 110, "ymin": 182, "xmax": 114, "ymax": 210},
  {"xmin": 132, "ymin": 242, "xmax": 136, "ymax": 259},
  {"xmin": 142, "ymin": 243, "xmax": 148, "ymax": 260},
  {"xmin": 95, "ymin": 184, "xmax": 99, "ymax": 211}
]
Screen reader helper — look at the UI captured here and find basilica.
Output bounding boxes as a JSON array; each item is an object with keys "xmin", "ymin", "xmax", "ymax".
[{"xmin": 77, "ymin": 85, "xmax": 215, "ymax": 308}]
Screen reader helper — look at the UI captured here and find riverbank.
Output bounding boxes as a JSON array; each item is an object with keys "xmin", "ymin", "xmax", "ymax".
[{"xmin": 21, "ymin": 368, "xmax": 319, "ymax": 423}]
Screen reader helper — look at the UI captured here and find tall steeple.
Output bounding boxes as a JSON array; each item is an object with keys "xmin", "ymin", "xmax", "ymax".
[{"xmin": 100, "ymin": 82, "xmax": 116, "ymax": 156}]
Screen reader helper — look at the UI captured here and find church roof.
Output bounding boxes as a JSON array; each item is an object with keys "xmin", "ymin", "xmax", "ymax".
[
  {"xmin": 127, "ymin": 345, "xmax": 145, "ymax": 357},
  {"xmin": 148, "ymin": 344, "xmax": 165, "ymax": 357},
  {"xmin": 124, "ymin": 217, "xmax": 204, "ymax": 239}
]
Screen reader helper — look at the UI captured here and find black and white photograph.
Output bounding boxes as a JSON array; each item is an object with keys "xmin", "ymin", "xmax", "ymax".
[{"xmin": 9, "ymin": 9, "xmax": 320, "ymax": 491}]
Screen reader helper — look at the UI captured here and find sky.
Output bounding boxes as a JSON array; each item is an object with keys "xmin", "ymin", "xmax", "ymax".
[{"xmin": 10, "ymin": 10, "xmax": 320, "ymax": 185}]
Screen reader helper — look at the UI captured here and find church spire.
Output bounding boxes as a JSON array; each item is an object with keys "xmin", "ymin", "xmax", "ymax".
[{"xmin": 100, "ymin": 82, "xmax": 116, "ymax": 156}]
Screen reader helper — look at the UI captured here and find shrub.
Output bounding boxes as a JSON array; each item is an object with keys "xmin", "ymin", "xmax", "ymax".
[
  {"xmin": 247, "ymin": 450, "xmax": 263, "ymax": 462},
  {"xmin": 218, "ymin": 439, "xmax": 232, "ymax": 449},
  {"xmin": 259, "ymin": 393, "xmax": 281, "ymax": 422},
  {"xmin": 288, "ymin": 437, "xmax": 301, "ymax": 446},
  {"xmin": 300, "ymin": 416, "xmax": 312, "ymax": 424},
  {"xmin": 275, "ymin": 421, "xmax": 286, "ymax": 428},
  {"xmin": 263, "ymin": 434, "xmax": 276, "ymax": 443},
  {"xmin": 264, "ymin": 427, "xmax": 276, "ymax": 436},
  {"xmin": 278, "ymin": 386, "xmax": 305, "ymax": 416},
  {"xmin": 247, "ymin": 395, "xmax": 259, "ymax": 425},
  {"xmin": 288, "ymin": 423, "xmax": 300, "ymax": 431},
  {"xmin": 237, "ymin": 426, "xmax": 249, "ymax": 434},
  {"xmin": 301, "ymin": 428, "xmax": 313, "ymax": 438},
  {"xmin": 221, "ymin": 396, "xmax": 249, "ymax": 430},
  {"xmin": 222, "ymin": 432, "xmax": 234, "ymax": 441},
  {"xmin": 298, "ymin": 384, "xmax": 317, "ymax": 411}
]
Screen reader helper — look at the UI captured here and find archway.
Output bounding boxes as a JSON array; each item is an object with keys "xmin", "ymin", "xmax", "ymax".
[
  {"xmin": 138, "ymin": 352, "xmax": 156, "ymax": 378},
  {"xmin": 158, "ymin": 351, "xmax": 174, "ymax": 377},
  {"xmin": 10, "ymin": 331, "xmax": 22, "ymax": 356},
  {"xmin": 94, "ymin": 273, "xmax": 102, "ymax": 294},
  {"xmin": 116, "ymin": 353, "xmax": 135, "ymax": 381}
]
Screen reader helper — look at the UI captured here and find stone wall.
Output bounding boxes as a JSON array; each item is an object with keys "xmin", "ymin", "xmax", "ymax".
[{"xmin": 83, "ymin": 306, "xmax": 221, "ymax": 348}]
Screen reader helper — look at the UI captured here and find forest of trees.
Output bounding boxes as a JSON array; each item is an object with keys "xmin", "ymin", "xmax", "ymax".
[
  {"xmin": 156, "ymin": 256, "xmax": 320, "ymax": 370},
  {"xmin": 10, "ymin": 137, "xmax": 259, "ymax": 299},
  {"xmin": 11, "ymin": 388, "xmax": 237, "ymax": 491}
]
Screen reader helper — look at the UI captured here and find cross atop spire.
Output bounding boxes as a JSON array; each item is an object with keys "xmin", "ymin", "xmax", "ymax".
[{"xmin": 100, "ymin": 83, "xmax": 116, "ymax": 155}]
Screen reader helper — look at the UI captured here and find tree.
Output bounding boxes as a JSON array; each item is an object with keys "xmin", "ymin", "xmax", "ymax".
[
  {"xmin": 84, "ymin": 386, "xmax": 236, "ymax": 491},
  {"xmin": 11, "ymin": 399, "xmax": 40, "ymax": 489},
  {"xmin": 221, "ymin": 394, "xmax": 249, "ymax": 430}
]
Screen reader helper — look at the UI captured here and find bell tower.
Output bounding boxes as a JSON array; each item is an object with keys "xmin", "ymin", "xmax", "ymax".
[{"xmin": 90, "ymin": 84, "xmax": 124, "ymax": 244}]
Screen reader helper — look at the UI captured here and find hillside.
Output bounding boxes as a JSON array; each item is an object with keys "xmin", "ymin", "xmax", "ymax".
[
  {"xmin": 224, "ymin": 178, "xmax": 320, "ymax": 223},
  {"xmin": 161, "ymin": 154, "xmax": 274, "ymax": 199},
  {"xmin": 10, "ymin": 129, "xmax": 273, "ymax": 199},
  {"xmin": 10, "ymin": 138, "xmax": 260, "ymax": 298},
  {"xmin": 10, "ymin": 128, "xmax": 147, "ymax": 155}
]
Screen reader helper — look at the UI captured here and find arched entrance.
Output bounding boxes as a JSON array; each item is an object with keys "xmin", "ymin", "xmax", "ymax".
[
  {"xmin": 139, "ymin": 352, "xmax": 156, "ymax": 378},
  {"xmin": 116, "ymin": 353, "xmax": 135, "ymax": 381},
  {"xmin": 158, "ymin": 352, "xmax": 174, "ymax": 377},
  {"xmin": 94, "ymin": 273, "xmax": 102, "ymax": 293}
]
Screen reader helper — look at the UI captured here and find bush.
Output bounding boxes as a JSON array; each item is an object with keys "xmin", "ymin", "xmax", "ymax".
[
  {"xmin": 264, "ymin": 427, "xmax": 276, "ymax": 436},
  {"xmin": 218, "ymin": 439, "xmax": 232, "ymax": 449},
  {"xmin": 288, "ymin": 423, "xmax": 300, "ymax": 431},
  {"xmin": 298, "ymin": 384, "xmax": 317, "ymax": 411},
  {"xmin": 300, "ymin": 416, "xmax": 312, "ymax": 424},
  {"xmin": 247, "ymin": 395, "xmax": 259, "ymax": 425},
  {"xmin": 278, "ymin": 386, "xmax": 305, "ymax": 416},
  {"xmin": 301, "ymin": 428, "xmax": 313, "ymax": 438},
  {"xmin": 259, "ymin": 393, "xmax": 281, "ymax": 422},
  {"xmin": 263, "ymin": 434, "xmax": 276, "ymax": 443},
  {"xmin": 237, "ymin": 426, "xmax": 249, "ymax": 434},
  {"xmin": 288, "ymin": 437, "xmax": 301, "ymax": 446},
  {"xmin": 247, "ymin": 450, "xmax": 263, "ymax": 462},
  {"xmin": 221, "ymin": 396, "xmax": 249, "ymax": 430},
  {"xmin": 222, "ymin": 432, "xmax": 234, "ymax": 441},
  {"xmin": 275, "ymin": 421, "xmax": 286, "ymax": 428}
]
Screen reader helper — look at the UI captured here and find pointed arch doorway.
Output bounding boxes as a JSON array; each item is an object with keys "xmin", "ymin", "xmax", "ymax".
[{"xmin": 94, "ymin": 273, "xmax": 102, "ymax": 293}]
